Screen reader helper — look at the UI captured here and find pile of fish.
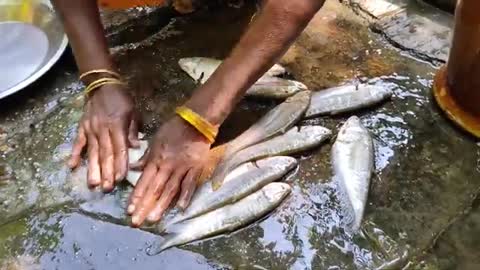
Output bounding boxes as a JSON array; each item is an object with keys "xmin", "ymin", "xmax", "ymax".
[{"xmin": 119, "ymin": 57, "xmax": 392, "ymax": 254}]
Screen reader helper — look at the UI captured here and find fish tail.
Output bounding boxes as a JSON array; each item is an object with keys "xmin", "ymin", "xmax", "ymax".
[
  {"xmin": 211, "ymin": 163, "xmax": 230, "ymax": 191},
  {"xmin": 334, "ymin": 178, "xmax": 358, "ymax": 231},
  {"xmin": 198, "ymin": 144, "xmax": 227, "ymax": 185},
  {"xmin": 146, "ymin": 236, "xmax": 176, "ymax": 256},
  {"xmin": 211, "ymin": 177, "xmax": 224, "ymax": 191},
  {"xmin": 161, "ymin": 216, "xmax": 186, "ymax": 232}
]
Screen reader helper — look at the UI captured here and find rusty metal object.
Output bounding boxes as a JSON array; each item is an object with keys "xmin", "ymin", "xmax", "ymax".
[
  {"xmin": 173, "ymin": 0, "xmax": 194, "ymax": 14},
  {"xmin": 433, "ymin": 0, "xmax": 480, "ymax": 138}
]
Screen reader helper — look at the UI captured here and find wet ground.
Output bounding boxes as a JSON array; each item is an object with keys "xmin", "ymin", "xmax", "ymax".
[{"xmin": 1, "ymin": 0, "xmax": 479, "ymax": 269}]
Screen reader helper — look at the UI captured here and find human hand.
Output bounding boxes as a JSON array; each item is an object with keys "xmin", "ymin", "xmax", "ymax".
[
  {"xmin": 127, "ymin": 116, "xmax": 211, "ymax": 227},
  {"xmin": 68, "ymin": 84, "xmax": 141, "ymax": 192}
]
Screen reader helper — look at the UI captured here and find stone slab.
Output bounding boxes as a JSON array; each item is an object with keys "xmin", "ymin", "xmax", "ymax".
[{"xmin": 345, "ymin": 0, "xmax": 408, "ymax": 19}]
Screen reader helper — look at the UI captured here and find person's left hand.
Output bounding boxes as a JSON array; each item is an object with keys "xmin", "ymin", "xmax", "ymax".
[{"xmin": 127, "ymin": 115, "xmax": 211, "ymax": 227}]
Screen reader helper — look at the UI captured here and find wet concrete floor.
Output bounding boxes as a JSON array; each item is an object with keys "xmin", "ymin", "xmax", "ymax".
[{"xmin": 0, "ymin": 1, "xmax": 479, "ymax": 269}]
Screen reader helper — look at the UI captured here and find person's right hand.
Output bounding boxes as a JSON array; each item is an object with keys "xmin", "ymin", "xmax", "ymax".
[{"xmin": 67, "ymin": 84, "xmax": 141, "ymax": 192}]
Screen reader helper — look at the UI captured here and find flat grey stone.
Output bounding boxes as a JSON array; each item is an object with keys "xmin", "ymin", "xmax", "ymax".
[
  {"xmin": 345, "ymin": 0, "xmax": 408, "ymax": 19},
  {"xmin": 373, "ymin": 2, "xmax": 454, "ymax": 62}
]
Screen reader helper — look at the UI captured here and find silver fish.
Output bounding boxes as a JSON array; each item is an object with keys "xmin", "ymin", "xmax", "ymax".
[
  {"xmin": 211, "ymin": 125, "xmax": 331, "ymax": 190},
  {"xmin": 332, "ymin": 116, "xmax": 374, "ymax": 231},
  {"xmin": 149, "ymin": 182, "xmax": 291, "ymax": 254},
  {"xmin": 163, "ymin": 156, "xmax": 297, "ymax": 229},
  {"xmin": 178, "ymin": 57, "xmax": 287, "ymax": 84},
  {"xmin": 126, "ymin": 139, "xmax": 149, "ymax": 186},
  {"xmin": 305, "ymin": 84, "xmax": 392, "ymax": 117},
  {"xmin": 246, "ymin": 76, "xmax": 308, "ymax": 99},
  {"xmin": 178, "ymin": 57, "xmax": 303, "ymax": 98},
  {"xmin": 222, "ymin": 90, "xmax": 311, "ymax": 159}
]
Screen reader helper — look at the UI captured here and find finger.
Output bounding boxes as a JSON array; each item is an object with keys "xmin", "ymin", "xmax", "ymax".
[
  {"xmin": 111, "ymin": 124, "xmax": 129, "ymax": 182},
  {"xmin": 131, "ymin": 163, "xmax": 174, "ymax": 227},
  {"xmin": 86, "ymin": 131, "xmax": 101, "ymax": 188},
  {"xmin": 128, "ymin": 119, "xmax": 141, "ymax": 148},
  {"xmin": 68, "ymin": 125, "xmax": 87, "ymax": 169},
  {"xmin": 177, "ymin": 166, "xmax": 202, "ymax": 210},
  {"xmin": 99, "ymin": 129, "xmax": 115, "ymax": 192},
  {"xmin": 129, "ymin": 148, "xmax": 150, "ymax": 170},
  {"xmin": 127, "ymin": 162, "xmax": 157, "ymax": 214},
  {"xmin": 147, "ymin": 168, "xmax": 188, "ymax": 222}
]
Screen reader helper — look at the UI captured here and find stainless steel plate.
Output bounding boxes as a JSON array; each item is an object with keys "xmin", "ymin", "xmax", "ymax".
[{"xmin": 0, "ymin": 0, "xmax": 68, "ymax": 99}]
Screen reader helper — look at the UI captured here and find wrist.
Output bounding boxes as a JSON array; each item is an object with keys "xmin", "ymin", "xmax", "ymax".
[
  {"xmin": 175, "ymin": 106, "xmax": 219, "ymax": 144},
  {"xmin": 184, "ymin": 100, "xmax": 229, "ymax": 129},
  {"xmin": 184, "ymin": 84, "xmax": 237, "ymax": 127},
  {"xmin": 88, "ymin": 83, "xmax": 130, "ymax": 102}
]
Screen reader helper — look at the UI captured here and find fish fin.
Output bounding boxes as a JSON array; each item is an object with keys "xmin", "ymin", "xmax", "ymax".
[
  {"xmin": 155, "ymin": 222, "xmax": 167, "ymax": 233},
  {"xmin": 198, "ymin": 144, "xmax": 227, "ymax": 185},
  {"xmin": 211, "ymin": 176, "xmax": 224, "ymax": 191},
  {"xmin": 146, "ymin": 235, "xmax": 177, "ymax": 256},
  {"xmin": 371, "ymin": 133, "xmax": 388, "ymax": 147},
  {"xmin": 333, "ymin": 178, "xmax": 357, "ymax": 232},
  {"xmin": 211, "ymin": 162, "xmax": 231, "ymax": 191},
  {"xmin": 161, "ymin": 215, "xmax": 188, "ymax": 232},
  {"xmin": 198, "ymin": 72, "xmax": 205, "ymax": 84}
]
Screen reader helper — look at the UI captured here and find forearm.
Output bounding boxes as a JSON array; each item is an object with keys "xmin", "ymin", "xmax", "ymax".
[
  {"xmin": 51, "ymin": 0, "xmax": 115, "ymax": 83},
  {"xmin": 186, "ymin": 0, "xmax": 325, "ymax": 125}
]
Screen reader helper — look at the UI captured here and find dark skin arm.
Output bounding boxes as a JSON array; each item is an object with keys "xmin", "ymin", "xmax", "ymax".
[
  {"xmin": 128, "ymin": 0, "xmax": 326, "ymax": 226},
  {"xmin": 51, "ymin": 0, "xmax": 140, "ymax": 191}
]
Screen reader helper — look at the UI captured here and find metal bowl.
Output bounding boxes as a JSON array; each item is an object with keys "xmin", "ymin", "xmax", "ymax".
[{"xmin": 0, "ymin": 0, "xmax": 68, "ymax": 99}]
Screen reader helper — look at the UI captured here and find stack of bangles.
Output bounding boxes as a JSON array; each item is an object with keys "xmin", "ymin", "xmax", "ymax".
[{"xmin": 79, "ymin": 69, "xmax": 126, "ymax": 97}]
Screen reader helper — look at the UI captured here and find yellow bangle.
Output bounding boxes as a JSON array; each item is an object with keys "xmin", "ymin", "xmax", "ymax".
[
  {"xmin": 79, "ymin": 69, "xmax": 121, "ymax": 81},
  {"xmin": 84, "ymin": 77, "xmax": 125, "ymax": 97},
  {"xmin": 175, "ymin": 106, "xmax": 218, "ymax": 144}
]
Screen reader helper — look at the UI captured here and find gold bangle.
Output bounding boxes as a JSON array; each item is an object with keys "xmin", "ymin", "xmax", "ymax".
[
  {"xmin": 84, "ymin": 77, "xmax": 125, "ymax": 97},
  {"xmin": 175, "ymin": 106, "xmax": 218, "ymax": 144},
  {"xmin": 79, "ymin": 69, "xmax": 121, "ymax": 81}
]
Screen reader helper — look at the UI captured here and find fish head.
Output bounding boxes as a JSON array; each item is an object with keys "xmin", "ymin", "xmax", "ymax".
[
  {"xmin": 262, "ymin": 183, "xmax": 291, "ymax": 203},
  {"xmin": 256, "ymin": 156, "xmax": 298, "ymax": 172},
  {"xmin": 299, "ymin": 126, "xmax": 333, "ymax": 139},
  {"xmin": 337, "ymin": 116, "xmax": 369, "ymax": 141},
  {"xmin": 267, "ymin": 64, "xmax": 287, "ymax": 76},
  {"xmin": 291, "ymin": 80, "xmax": 308, "ymax": 91},
  {"xmin": 178, "ymin": 57, "xmax": 203, "ymax": 81},
  {"xmin": 178, "ymin": 57, "xmax": 221, "ymax": 83},
  {"xmin": 344, "ymin": 115, "xmax": 361, "ymax": 126},
  {"xmin": 285, "ymin": 90, "xmax": 311, "ymax": 103}
]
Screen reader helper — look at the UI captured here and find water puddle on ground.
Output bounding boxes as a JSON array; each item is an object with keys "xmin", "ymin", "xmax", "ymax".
[{"xmin": 1, "ymin": 2, "xmax": 479, "ymax": 269}]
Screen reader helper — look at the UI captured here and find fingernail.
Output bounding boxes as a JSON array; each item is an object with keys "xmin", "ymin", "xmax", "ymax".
[
  {"xmin": 132, "ymin": 215, "xmax": 140, "ymax": 225},
  {"xmin": 177, "ymin": 202, "xmax": 185, "ymax": 211},
  {"xmin": 147, "ymin": 214, "xmax": 157, "ymax": 222},
  {"xmin": 102, "ymin": 183, "xmax": 112, "ymax": 192},
  {"xmin": 127, "ymin": 204, "xmax": 135, "ymax": 214},
  {"xmin": 115, "ymin": 173, "xmax": 123, "ymax": 182},
  {"xmin": 67, "ymin": 159, "xmax": 75, "ymax": 169}
]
